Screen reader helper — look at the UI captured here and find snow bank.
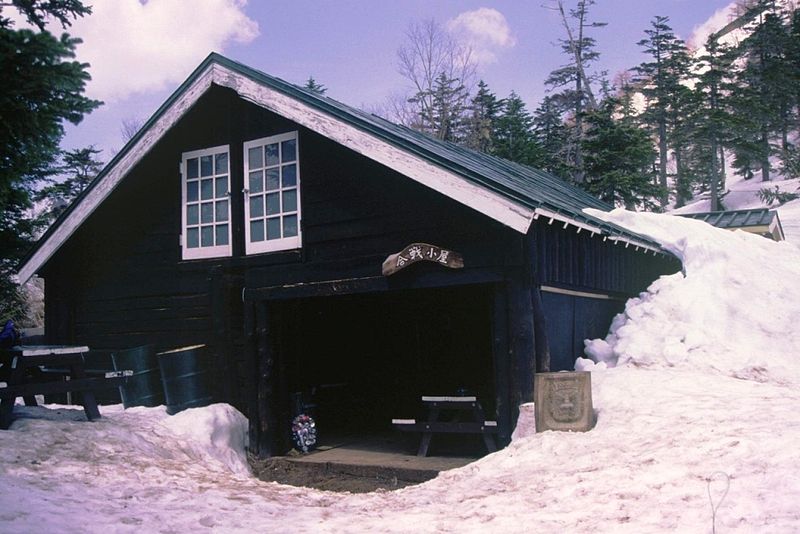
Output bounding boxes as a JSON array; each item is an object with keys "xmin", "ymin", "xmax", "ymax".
[
  {"xmin": 160, "ymin": 403, "xmax": 250, "ymax": 476},
  {"xmin": 579, "ymin": 208, "xmax": 800, "ymax": 386}
]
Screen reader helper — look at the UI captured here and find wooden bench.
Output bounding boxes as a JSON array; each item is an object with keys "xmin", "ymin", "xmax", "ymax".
[
  {"xmin": 392, "ymin": 396, "xmax": 498, "ymax": 457},
  {"xmin": 0, "ymin": 345, "xmax": 131, "ymax": 429}
]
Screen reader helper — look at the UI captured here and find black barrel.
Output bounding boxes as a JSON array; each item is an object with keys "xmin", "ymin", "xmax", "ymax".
[
  {"xmin": 157, "ymin": 344, "xmax": 213, "ymax": 415},
  {"xmin": 112, "ymin": 345, "xmax": 164, "ymax": 408}
]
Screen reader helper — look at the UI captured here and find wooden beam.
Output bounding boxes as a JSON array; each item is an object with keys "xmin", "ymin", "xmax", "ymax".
[
  {"xmin": 491, "ymin": 283, "xmax": 512, "ymax": 446},
  {"xmin": 244, "ymin": 269, "xmax": 504, "ymax": 301}
]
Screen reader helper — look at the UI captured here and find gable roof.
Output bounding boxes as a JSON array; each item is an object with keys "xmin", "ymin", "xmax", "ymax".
[
  {"xmin": 17, "ymin": 53, "xmax": 667, "ymax": 283},
  {"xmin": 677, "ymin": 208, "xmax": 784, "ymax": 241}
]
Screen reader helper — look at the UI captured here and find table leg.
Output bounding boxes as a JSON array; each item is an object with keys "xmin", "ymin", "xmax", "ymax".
[
  {"xmin": 417, "ymin": 406, "xmax": 440, "ymax": 457},
  {"xmin": 0, "ymin": 398, "xmax": 14, "ymax": 430},
  {"xmin": 70, "ymin": 360, "xmax": 101, "ymax": 421}
]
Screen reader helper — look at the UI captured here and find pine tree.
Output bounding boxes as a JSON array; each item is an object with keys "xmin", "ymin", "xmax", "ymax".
[
  {"xmin": 35, "ymin": 146, "xmax": 103, "ymax": 227},
  {"xmin": 493, "ymin": 91, "xmax": 544, "ymax": 167},
  {"xmin": 691, "ymin": 36, "xmax": 738, "ymax": 210},
  {"xmin": 544, "ymin": 0, "xmax": 606, "ymax": 183},
  {"xmin": 733, "ymin": 5, "xmax": 791, "ymax": 181},
  {"xmin": 532, "ymin": 95, "xmax": 570, "ymax": 176},
  {"xmin": 303, "ymin": 76, "xmax": 327, "ymax": 95},
  {"xmin": 410, "ymin": 72, "xmax": 470, "ymax": 142},
  {"xmin": 633, "ymin": 16, "xmax": 691, "ymax": 207},
  {"xmin": 582, "ymin": 99, "xmax": 660, "ymax": 210},
  {"xmin": 0, "ymin": 1, "xmax": 101, "ymax": 321},
  {"xmin": 464, "ymin": 80, "xmax": 503, "ymax": 153}
]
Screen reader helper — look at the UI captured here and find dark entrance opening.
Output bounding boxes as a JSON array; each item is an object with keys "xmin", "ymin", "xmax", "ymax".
[{"xmin": 274, "ymin": 284, "xmax": 495, "ymax": 454}]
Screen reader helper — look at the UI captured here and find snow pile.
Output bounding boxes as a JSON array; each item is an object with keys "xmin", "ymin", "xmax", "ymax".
[
  {"xmin": 579, "ymin": 208, "xmax": 800, "ymax": 386},
  {"xmin": 160, "ymin": 403, "xmax": 250, "ymax": 476}
]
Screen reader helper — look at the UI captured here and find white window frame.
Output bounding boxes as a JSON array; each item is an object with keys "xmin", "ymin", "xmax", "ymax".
[
  {"xmin": 181, "ymin": 144, "xmax": 232, "ymax": 260},
  {"xmin": 243, "ymin": 132, "xmax": 302, "ymax": 255}
]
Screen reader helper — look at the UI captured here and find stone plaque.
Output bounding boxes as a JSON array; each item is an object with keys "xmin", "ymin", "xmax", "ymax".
[{"xmin": 534, "ymin": 371, "xmax": 595, "ymax": 432}]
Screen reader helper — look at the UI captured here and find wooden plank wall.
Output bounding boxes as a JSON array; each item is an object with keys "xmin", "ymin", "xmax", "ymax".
[{"xmin": 42, "ymin": 86, "xmax": 519, "ymax": 422}]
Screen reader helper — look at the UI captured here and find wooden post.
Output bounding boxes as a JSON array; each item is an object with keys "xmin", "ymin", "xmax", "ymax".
[
  {"xmin": 531, "ymin": 287, "xmax": 551, "ymax": 373},
  {"xmin": 491, "ymin": 283, "xmax": 512, "ymax": 446},
  {"xmin": 505, "ymin": 268, "xmax": 536, "ymax": 426},
  {"xmin": 243, "ymin": 301, "xmax": 259, "ymax": 455},
  {"xmin": 209, "ymin": 266, "xmax": 234, "ymax": 405},
  {"xmin": 527, "ymin": 232, "xmax": 551, "ymax": 373},
  {"xmin": 255, "ymin": 301, "xmax": 278, "ymax": 458}
]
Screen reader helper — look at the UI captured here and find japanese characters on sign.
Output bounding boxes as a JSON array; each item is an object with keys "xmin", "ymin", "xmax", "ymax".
[{"xmin": 381, "ymin": 243, "xmax": 464, "ymax": 276}]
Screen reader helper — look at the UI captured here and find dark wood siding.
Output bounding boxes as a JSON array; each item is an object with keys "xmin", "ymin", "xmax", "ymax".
[
  {"xmin": 41, "ymin": 84, "xmax": 680, "ymax": 430},
  {"xmin": 531, "ymin": 219, "xmax": 680, "ymax": 296},
  {"xmin": 41, "ymin": 85, "xmax": 519, "ymax": 414}
]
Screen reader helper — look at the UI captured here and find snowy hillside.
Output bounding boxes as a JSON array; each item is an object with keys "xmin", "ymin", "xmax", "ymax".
[{"xmin": 1, "ymin": 206, "xmax": 800, "ymax": 533}]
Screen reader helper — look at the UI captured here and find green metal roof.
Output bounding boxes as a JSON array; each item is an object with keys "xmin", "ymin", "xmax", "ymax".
[
  {"xmin": 20, "ymin": 52, "xmax": 668, "ymax": 276},
  {"xmin": 677, "ymin": 208, "xmax": 776, "ymax": 229},
  {"xmin": 676, "ymin": 208, "xmax": 784, "ymax": 241},
  {"xmin": 208, "ymin": 54, "xmax": 666, "ymax": 250}
]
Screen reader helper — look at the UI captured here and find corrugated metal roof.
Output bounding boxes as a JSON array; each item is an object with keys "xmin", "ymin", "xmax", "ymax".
[
  {"xmin": 19, "ymin": 53, "xmax": 669, "ymax": 277},
  {"xmin": 212, "ymin": 55, "xmax": 665, "ymax": 250},
  {"xmin": 677, "ymin": 208, "xmax": 776, "ymax": 229}
]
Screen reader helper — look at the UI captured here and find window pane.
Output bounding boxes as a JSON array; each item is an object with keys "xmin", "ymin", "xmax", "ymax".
[
  {"xmin": 187, "ymin": 204, "xmax": 199, "ymax": 225},
  {"xmin": 282, "ymin": 164, "xmax": 297, "ymax": 187},
  {"xmin": 215, "ymin": 224, "xmax": 229, "ymax": 246},
  {"xmin": 187, "ymin": 228, "xmax": 199, "ymax": 248},
  {"xmin": 283, "ymin": 214, "xmax": 298, "ymax": 237},
  {"xmin": 186, "ymin": 158, "xmax": 199, "ymax": 179},
  {"xmin": 201, "ymin": 202, "xmax": 214, "ymax": 224},
  {"xmin": 187, "ymin": 181, "xmax": 199, "ymax": 202},
  {"xmin": 282, "ymin": 189, "xmax": 297, "ymax": 212},
  {"xmin": 266, "ymin": 143, "xmax": 279, "ymax": 166},
  {"xmin": 249, "ymin": 171, "xmax": 263, "ymax": 194},
  {"xmin": 215, "ymin": 176, "xmax": 228, "ymax": 197},
  {"xmin": 266, "ymin": 192, "xmax": 280, "ymax": 215},
  {"xmin": 215, "ymin": 200, "xmax": 228, "ymax": 222},
  {"xmin": 281, "ymin": 139, "xmax": 296, "ymax": 163},
  {"xmin": 201, "ymin": 225, "xmax": 214, "ymax": 247},
  {"xmin": 215, "ymin": 153, "xmax": 228, "ymax": 174},
  {"xmin": 201, "ymin": 179, "xmax": 213, "ymax": 200},
  {"xmin": 250, "ymin": 195, "xmax": 264, "ymax": 218},
  {"xmin": 250, "ymin": 220, "xmax": 264, "ymax": 242},
  {"xmin": 266, "ymin": 168, "xmax": 279, "ymax": 191},
  {"xmin": 266, "ymin": 217, "xmax": 281, "ymax": 240},
  {"xmin": 200, "ymin": 155, "xmax": 213, "ymax": 177},
  {"xmin": 248, "ymin": 147, "xmax": 262, "ymax": 169}
]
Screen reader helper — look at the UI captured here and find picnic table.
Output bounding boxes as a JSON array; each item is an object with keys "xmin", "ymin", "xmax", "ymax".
[
  {"xmin": 392, "ymin": 395, "xmax": 498, "ymax": 457},
  {"xmin": 0, "ymin": 345, "xmax": 131, "ymax": 429}
]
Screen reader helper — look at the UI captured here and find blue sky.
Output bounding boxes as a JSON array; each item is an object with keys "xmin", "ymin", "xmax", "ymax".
[{"xmin": 58, "ymin": 0, "xmax": 737, "ymax": 160}]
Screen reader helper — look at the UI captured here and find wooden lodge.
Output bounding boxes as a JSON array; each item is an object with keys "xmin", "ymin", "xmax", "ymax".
[{"xmin": 17, "ymin": 54, "xmax": 679, "ymax": 456}]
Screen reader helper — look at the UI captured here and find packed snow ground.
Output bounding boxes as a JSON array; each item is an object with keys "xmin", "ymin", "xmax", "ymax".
[{"xmin": 2, "ymin": 209, "xmax": 800, "ymax": 533}]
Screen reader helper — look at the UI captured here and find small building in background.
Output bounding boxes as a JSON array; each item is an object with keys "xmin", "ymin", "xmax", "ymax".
[{"xmin": 677, "ymin": 208, "xmax": 785, "ymax": 242}]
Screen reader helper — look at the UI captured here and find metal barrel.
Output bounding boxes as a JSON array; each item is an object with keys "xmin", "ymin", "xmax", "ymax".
[
  {"xmin": 84, "ymin": 350, "xmax": 122, "ymax": 405},
  {"xmin": 157, "ymin": 344, "xmax": 213, "ymax": 415},
  {"xmin": 112, "ymin": 345, "xmax": 164, "ymax": 408}
]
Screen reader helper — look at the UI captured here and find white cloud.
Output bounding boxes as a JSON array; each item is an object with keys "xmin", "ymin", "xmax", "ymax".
[
  {"xmin": 447, "ymin": 8, "xmax": 516, "ymax": 66},
  {"xmin": 63, "ymin": 0, "xmax": 259, "ymax": 102},
  {"xmin": 687, "ymin": 2, "xmax": 738, "ymax": 49}
]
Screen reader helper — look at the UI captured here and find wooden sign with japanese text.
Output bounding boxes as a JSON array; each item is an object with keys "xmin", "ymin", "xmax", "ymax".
[{"xmin": 382, "ymin": 243, "xmax": 464, "ymax": 276}]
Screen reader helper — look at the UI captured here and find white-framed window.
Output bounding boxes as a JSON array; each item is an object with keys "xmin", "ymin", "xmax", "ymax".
[
  {"xmin": 244, "ymin": 132, "xmax": 301, "ymax": 254},
  {"xmin": 181, "ymin": 145, "xmax": 232, "ymax": 260}
]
